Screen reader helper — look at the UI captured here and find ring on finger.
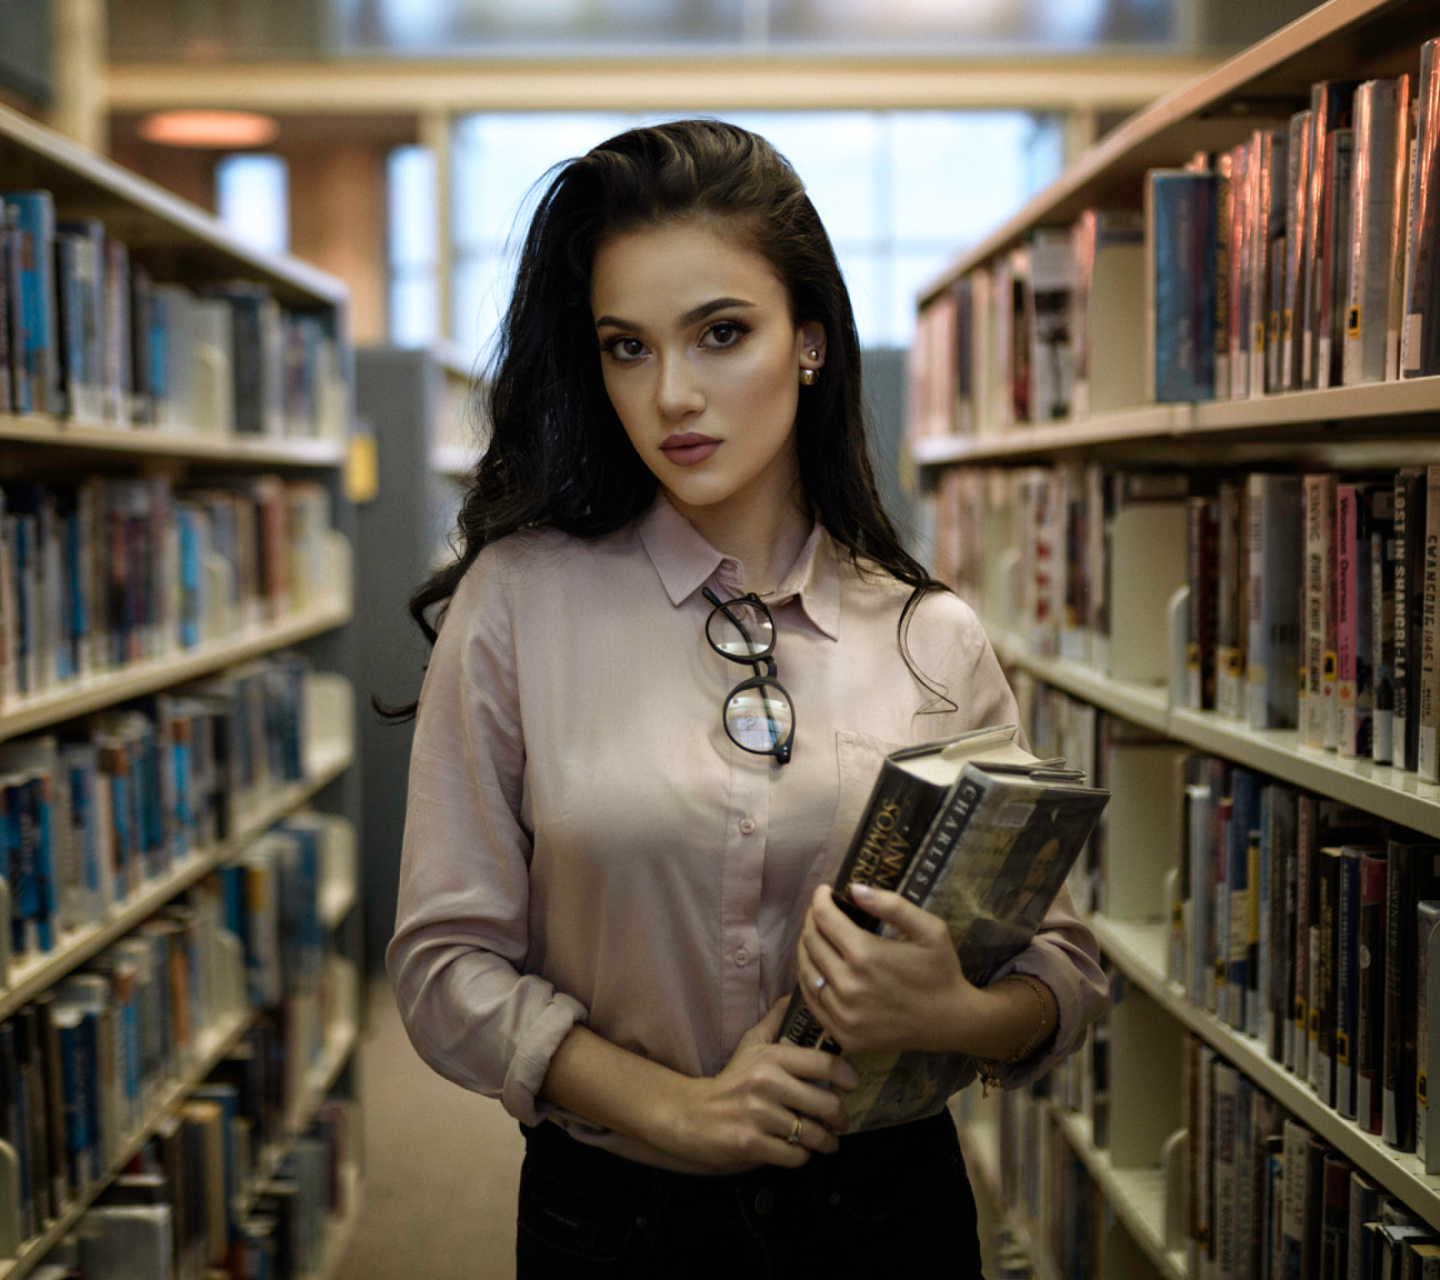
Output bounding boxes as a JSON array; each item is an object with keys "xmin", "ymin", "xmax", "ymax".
[
  {"xmin": 814, "ymin": 975, "xmax": 827, "ymax": 995},
  {"xmin": 786, "ymin": 1116, "xmax": 804, "ymax": 1146}
]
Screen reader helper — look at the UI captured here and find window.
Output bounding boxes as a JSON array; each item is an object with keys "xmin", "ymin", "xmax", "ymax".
[
  {"xmin": 440, "ymin": 110, "xmax": 1061, "ymax": 362},
  {"xmin": 388, "ymin": 145, "xmax": 441, "ymax": 348},
  {"xmin": 215, "ymin": 154, "xmax": 290, "ymax": 256}
]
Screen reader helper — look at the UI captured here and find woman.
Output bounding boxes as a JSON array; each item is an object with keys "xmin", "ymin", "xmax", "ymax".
[{"xmin": 388, "ymin": 119, "xmax": 1109, "ymax": 1276}]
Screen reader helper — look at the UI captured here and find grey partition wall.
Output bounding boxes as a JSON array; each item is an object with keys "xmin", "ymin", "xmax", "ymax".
[{"xmin": 355, "ymin": 346, "xmax": 470, "ymax": 972}]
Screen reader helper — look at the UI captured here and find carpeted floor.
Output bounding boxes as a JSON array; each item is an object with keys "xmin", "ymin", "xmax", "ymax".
[{"xmin": 338, "ymin": 977, "xmax": 526, "ymax": 1280}]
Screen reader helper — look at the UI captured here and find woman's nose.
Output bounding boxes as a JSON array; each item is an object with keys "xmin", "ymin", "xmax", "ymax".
[{"xmin": 657, "ymin": 354, "xmax": 705, "ymax": 419}]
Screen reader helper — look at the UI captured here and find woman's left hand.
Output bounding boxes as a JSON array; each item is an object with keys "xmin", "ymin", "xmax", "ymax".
[{"xmin": 796, "ymin": 883, "xmax": 978, "ymax": 1056}]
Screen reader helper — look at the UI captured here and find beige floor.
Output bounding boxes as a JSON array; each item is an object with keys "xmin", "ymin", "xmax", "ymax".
[{"xmin": 338, "ymin": 977, "xmax": 526, "ymax": 1280}]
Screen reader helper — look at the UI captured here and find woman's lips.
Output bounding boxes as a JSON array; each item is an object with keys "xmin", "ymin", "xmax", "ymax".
[{"xmin": 660, "ymin": 434, "xmax": 721, "ymax": 467}]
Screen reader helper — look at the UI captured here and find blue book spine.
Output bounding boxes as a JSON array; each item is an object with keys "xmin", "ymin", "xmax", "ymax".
[
  {"xmin": 57, "ymin": 1010, "xmax": 95, "ymax": 1189},
  {"xmin": 68, "ymin": 755, "xmax": 101, "ymax": 911},
  {"xmin": 220, "ymin": 863, "xmax": 246, "ymax": 941},
  {"xmin": 12, "ymin": 778, "xmax": 38, "ymax": 956},
  {"xmin": 178, "ymin": 506, "xmax": 200, "ymax": 650},
  {"xmin": 13, "ymin": 515, "xmax": 33, "ymax": 697},
  {"xmin": 31, "ymin": 774, "xmax": 55, "ymax": 952},
  {"xmin": 65, "ymin": 507, "xmax": 85, "ymax": 677},
  {"xmin": 172, "ymin": 732, "xmax": 192, "ymax": 862},
  {"xmin": 1150, "ymin": 171, "xmax": 1218, "ymax": 401},
  {"xmin": 0, "ymin": 193, "xmax": 59, "ymax": 415}
]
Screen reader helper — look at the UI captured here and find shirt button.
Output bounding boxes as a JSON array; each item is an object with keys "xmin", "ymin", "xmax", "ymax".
[
  {"xmin": 734, "ymin": 948, "xmax": 750, "ymax": 967},
  {"xmin": 739, "ymin": 817, "xmax": 756, "ymax": 835}
]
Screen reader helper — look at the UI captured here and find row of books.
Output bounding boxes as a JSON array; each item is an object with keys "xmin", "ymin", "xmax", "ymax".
[
  {"xmin": 0, "ymin": 809, "xmax": 349, "ymax": 1268},
  {"xmin": 907, "ymin": 36, "xmax": 1440, "ymax": 439},
  {"xmin": 1172, "ymin": 751, "xmax": 1440, "ymax": 1163},
  {"xmin": 0, "ymin": 191, "xmax": 346, "ymax": 440},
  {"xmin": 0, "ymin": 875, "xmax": 242, "ymax": 1246},
  {"xmin": 0, "ymin": 473, "xmax": 333, "ymax": 706},
  {"xmin": 1183, "ymin": 1035, "xmax": 1440, "ymax": 1280},
  {"xmin": 1018, "ymin": 670, "xmax": 1440, "ymax": 1164},
  {"xmin": 931, "ymin": 460, "xmax": 1440, "ymax": 781},
  {"xmin": 41, "ymin": 1073, "xmax": 351, "ymax": 1280},
  {"xmin": 0, "ymin": 654, "xmax": 311, "ymax": 968},
  {"xmin": 67, "ymin": 1094, "xmax": 351, "ymax": 1280}
]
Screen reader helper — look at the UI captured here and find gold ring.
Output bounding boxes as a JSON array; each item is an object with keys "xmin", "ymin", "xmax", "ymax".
[{"xmin": 786, "ymin": 1117, "xmax": 804, "ymax": 1145}]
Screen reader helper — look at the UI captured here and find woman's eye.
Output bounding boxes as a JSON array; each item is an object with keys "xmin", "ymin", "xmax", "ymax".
[
  {"xmin": 706, "ymin": 322, "xmax": 746, "ymax": 348},
  {"xmin": 605, "ymin": 337, "xmax": 646, "ymax": 360}
]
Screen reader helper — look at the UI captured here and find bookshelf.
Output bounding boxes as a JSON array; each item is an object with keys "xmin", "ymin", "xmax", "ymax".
[
  {"xmin": 907, "ymin": 0, "xmax": 1440, "ymax": 1274},
  {"xmin": 0, "ymin": 100, "xmax": 362, "ymax": 1279}
]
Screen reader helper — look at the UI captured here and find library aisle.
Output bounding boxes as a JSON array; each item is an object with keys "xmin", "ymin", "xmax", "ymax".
[{"xmin": 340, "ymin": 978, "xmax": 524, "ymax": 1280}]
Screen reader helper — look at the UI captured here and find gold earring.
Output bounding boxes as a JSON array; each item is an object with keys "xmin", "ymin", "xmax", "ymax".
[{"xmin": 800, "ymin": 367, "xmax": 818, "ymax": 386}]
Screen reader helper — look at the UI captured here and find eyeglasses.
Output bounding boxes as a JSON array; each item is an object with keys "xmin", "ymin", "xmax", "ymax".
[{"xmin": 702, "ymin": 586, "xmax": 796, "ymax": 765}]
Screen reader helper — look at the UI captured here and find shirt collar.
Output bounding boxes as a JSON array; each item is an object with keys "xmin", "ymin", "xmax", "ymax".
[{"xmin": 634, "ymin": 492, "xmax": 841, "ymax": 642}]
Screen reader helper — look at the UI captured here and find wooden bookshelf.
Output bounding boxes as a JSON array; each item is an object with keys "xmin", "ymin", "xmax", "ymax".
[
  {"xmin": 991, "ymin": 633, "xmax": 1440, "ymax": 840},
  {"xmin": 910, "ymin": 0, "xmax": 1440, "ymax": 1261},
  {"xmin": 912, "ymin": 376, "xmax": 1440, "ymax": 468},
  {"xmin": 0, "ymin": 99, "xmax": 364, "ymax": 1278},
  {"xmin": 0, "ymin": 413, "xmax": 347, "ymax": 467},
  {"xmin": 1048, "ymin": 1105, "xmax": 1187, "ymax": 1280},
  {"xmin": 0, "ymin": 1007, "xmax": 256, "ymax": 1280},
  {"xmin": 0, "ymin": 591, "xmax": 352, "ymax": 745},
  {"xmin": 918, "ymin": 0, "xmax": 1438, "ymax": 307},
  {"xmin": 0, "ymin": 676, "xmax": 354, "ymax": 1020},
  {"xmin": 1089, "ymin": 913, "xmax": 1440, "ymax": 1234}
]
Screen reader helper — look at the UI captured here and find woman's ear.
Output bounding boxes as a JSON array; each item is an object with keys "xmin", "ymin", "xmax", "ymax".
[{"xmin": 799, "ymin": 322, "xmax": 827, "ymax": 368}]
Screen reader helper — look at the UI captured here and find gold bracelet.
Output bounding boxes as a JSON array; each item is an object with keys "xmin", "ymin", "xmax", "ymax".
[{"xmin": 976, "ymin": 973, "xmax": 1054, "ymax": 1096}]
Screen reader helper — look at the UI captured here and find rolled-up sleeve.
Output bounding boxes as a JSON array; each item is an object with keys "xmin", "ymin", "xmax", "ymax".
[
  {"xmin": 952, "ymin": 603, "xmax": 1112, "ymax": 1088},
  {"xmin": 386, "ymin": 549, "xmax": 587, "ymax": 1125}
]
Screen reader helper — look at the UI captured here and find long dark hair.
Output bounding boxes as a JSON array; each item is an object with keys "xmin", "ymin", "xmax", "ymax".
[{"xmin": 391, "ymin": 118, "xmax": 949, "ymax": 716}]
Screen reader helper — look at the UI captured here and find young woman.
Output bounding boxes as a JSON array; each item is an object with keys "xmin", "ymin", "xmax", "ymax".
[{"xmin": 387, "ymin": 119, "xmax": 1109, "ymax": 1276}]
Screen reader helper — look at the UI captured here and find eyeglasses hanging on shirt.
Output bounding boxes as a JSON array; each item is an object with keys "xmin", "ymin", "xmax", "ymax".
[{"xmin": 702, "ymin": 586, "xmax": 796, "ymax": 765}]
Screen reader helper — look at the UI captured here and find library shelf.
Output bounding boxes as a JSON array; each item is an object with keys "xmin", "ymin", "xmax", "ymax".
[
  {"xmin": 993, "ymin": 637, "xmax": 1440, "ymax": 841},
  {"xmin": 0, "ymin": 702, "xmax": 355, "ymax": 1021},
  {"xmin": 317, "ymin": 819, "xmax": 359, "ymax": 930},
  {"xmin": 1047, "ymin": 1104, "xmax": 1187, "ymax": 1280},
  {"xmin": 989, "ymin": 634, "xmax": 1171, "ymax": 734},
  {"xmin": 912, "ymin": 376, "xmax": 1440, "ymax": 470},
  {"xmin": 0, "ymin": 1006, "xmax": 256, "ymax": 1280},
  {"xmin": 0, "ymin": 104, "xmax": 345, "ymax": 310},
  {"xmin": 243, "ymin": 962, "xmax": 361, "ymax": 1217},
  {"xmin": 0, "ymin": 595, "xmax": 352, "ymax": 746},
  {"xmin": 1087, "ymin": 913, "xmax": 1440, "ymax": 1233},
  {"xmin": 918, "ymin": 0, "xmax": 1436, "ymax": 306},
  {"xmin": 0, "ymin": 414, "xmax": 347, "ymax": 468}
]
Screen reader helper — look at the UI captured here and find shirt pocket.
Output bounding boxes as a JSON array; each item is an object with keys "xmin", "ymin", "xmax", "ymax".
[{"xmin": 801, "ymin": 729, "xmax": 908, "ymax": 902}]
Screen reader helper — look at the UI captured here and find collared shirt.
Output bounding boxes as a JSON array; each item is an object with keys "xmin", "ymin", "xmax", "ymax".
[{"xmin": 388, "ymin": 494, "xmax": 1109, "ymax": 1171}]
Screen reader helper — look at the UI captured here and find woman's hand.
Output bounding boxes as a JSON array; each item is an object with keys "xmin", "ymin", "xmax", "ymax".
[
  {"xmin": 796, "ymin": 883, "xmax": 982, "ymax": 1056},
  {"xmin": 659, "ymin": 998, "xmax": 860, "ymax": 1173}
]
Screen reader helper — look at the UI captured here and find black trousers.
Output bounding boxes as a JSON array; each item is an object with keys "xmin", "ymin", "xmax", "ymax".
[{"xmin": 516, "ymin": 1110, "xmax": 985, "ymax": 1278}]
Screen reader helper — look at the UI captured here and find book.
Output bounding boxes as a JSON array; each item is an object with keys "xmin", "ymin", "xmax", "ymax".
[
  {"xmin": 1396, "ymin": 468, "xmax": 1428, "ymax": 772},
  {"xmin": 1420, "ymin": 899, "xmax": 1440, "ymax": 1174},
  {"xmin": 1337, "ymin": 484, "xmax": 1376, "ymax": 758},
  {"xmin": 1420, "ymin": 465, "xmax": 1440, "ymax": 783},
  {"xmin": 1337, "ymin": 845, "xmax": 1371, "ymax": 1119},
  {"xmin": 1303, "ymin": 82, "xmax": 1358, "ymax": 388},
  {"xmin": 1303, "ymin": 474, "xmax": 1338, "ymax": 750},
  {"xmin": 1357, "ymin": 847, "xmax": 1390, "ymax": 1135},
  {"xmin": 1317, "ymin": 127, "xmax": 1357, "ymax": 389},
  {"xmin": 776, "ymin": 725, "xmax": 1109, "ymax": 1131},
  {"xmin": 1250, "ymin": 129, "xmax": 1288, "ymax": 396},
  {"xmin": 1146, "ymin": 170, "xmax": 1217, "ymax": 402},
  {"xmin": 1383, "ymin": 836, "xmax": 1440, "ymax": 1150},
  {"xmin": 1344, "ymin": 77, "xmax": 1411, "ymax": 385},
  {"xmin": 1217, "ymin": 479, "xmax": 1248, "ymax": 720},
  {"xmin": 1247, "ymin": 473, "xmax": 1303, "ymax": 730},
  {"xmin": 1188, "ymin": 495, "xmax": 1220, "ymax": 711},
  {"xmin": 1282, "ymin": 109, "xmax": 1313, "ymax": 390},
  {"xmin": 1372, "ymin": 485, "xmax": 1398, "ymax": 765},
  {"xmin": 1402, "ymin": 41, "xmax": 1440, "ymax": 378}
]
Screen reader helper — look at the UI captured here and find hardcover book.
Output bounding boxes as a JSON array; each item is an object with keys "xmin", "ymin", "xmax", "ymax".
[
  {"xmin": 776, "ymin": 724, "xmax": 1109, "ymax": 1132},
  {"xmin": 1402, "ymin": 40, "xmax": 1440, "ymax": 378}
]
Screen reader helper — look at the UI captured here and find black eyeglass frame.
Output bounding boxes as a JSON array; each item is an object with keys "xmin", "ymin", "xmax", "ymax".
[{"xmin": 702, "ymin": 586, "xmax": 796, "ymax": 765}]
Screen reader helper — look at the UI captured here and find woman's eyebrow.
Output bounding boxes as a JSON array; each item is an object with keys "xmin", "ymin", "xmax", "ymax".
[{"xmin": 594, "ymin": 297, "xmax": 756, "ymax": 331}]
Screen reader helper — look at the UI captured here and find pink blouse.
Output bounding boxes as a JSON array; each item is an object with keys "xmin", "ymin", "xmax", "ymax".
[{"xmin": 388, "ymin": 493, "xmax": 1109, "ymax": 1171}]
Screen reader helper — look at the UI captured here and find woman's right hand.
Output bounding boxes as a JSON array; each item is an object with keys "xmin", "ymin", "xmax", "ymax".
[{"xmin": 657, "ymin": 998, "xmax": 860, "ymax": 1172}]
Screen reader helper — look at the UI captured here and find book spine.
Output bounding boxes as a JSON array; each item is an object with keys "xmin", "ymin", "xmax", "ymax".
[
  {"xmin": 1248, "ymin": 473, "xmax": 1303, "ymax": 730},
  {"xmin": 1214, "ymin": 1060, "xmax": 1239, "ymax": 1278},
  {"xmin": 1403, "ymin": 41, "xmax": 1440, "ymax": 377},
  {"xmin": 1373, "ymin": 486, "xmax": 1398, "ymax": 764},
  {"xmin": 1150, "ymin": 172, "xmax": 1217, "ymax": 402},
  {"xmin": 1357, "ymin": 849, "xmax": 1390, "ymax": 1134},
  {"xmin": 1217, "ymin": 481, "xmax": 1246, "ymax": 719},
  {"xmin": 1188, "ymin": 496, "xmax": 1220, "ymax": 710},
  {"xmin": 1397, "ymin": 469, "xmax": 1421, "ymax": 768},
  {"xmin": 1419, "ymin": 900, "xmax": 1440, "ymax": 1173},
  {"xmin": 1419, "ymin": 464, "xmax": 1440, "ymax": 782},
  {"xmin": 1303, "ymin": 475, "xmax": 1334, "ymax": 748},
  {"xmin": 1230, "ymin": 142, "xmax": 1252, "ymax": 400},
  {"xmin": 1293, "ymin": 795, "xmax": 1314, "ymax": 1079},
  {"xmin": 1337, "ymin": 847, "xmax": 1361, "ymax": 1119},
  {"xmin": 1319, "ymin": 128, "xmax": 1356, "ymax": 389},
  {"xmin": 1337, "ymin": 484, "xmax": 1375, "ymax": 757},
  {"xmin": 1384, "ymin": 841, "xmax": 1440, "ymax": 1150},
  {"xmin": 1283, "ymin": 111, "xmax": 1313, "ymax": 389},
  {"xmin": 1280, "ymin": 1118, "xmax": 1311, "ymax": 1280},
  {"xmin": 1315, "ymin": 845, "xmax": 1339, "ymax": 1102},
  {"xmin": 1344, "ymin": 81, "xmax": 1403, "ymax": 385}
]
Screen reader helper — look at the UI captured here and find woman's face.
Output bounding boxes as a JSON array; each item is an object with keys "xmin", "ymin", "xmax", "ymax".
[{"xmin": 591, "ymin": 219, "xmax": 825, "ymax": 523}]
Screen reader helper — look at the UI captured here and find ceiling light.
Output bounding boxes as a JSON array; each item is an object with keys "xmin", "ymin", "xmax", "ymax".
[{"xmin": 138, "ymin": 110, "xmax": 280, "ymax": 149}]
